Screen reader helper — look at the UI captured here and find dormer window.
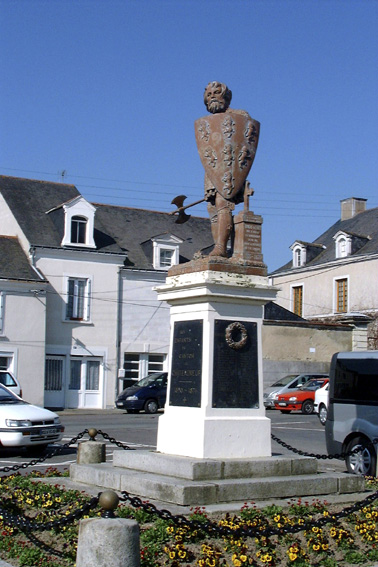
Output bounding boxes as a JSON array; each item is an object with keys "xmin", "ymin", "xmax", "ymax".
[
  {"xmin": 150, "ymin": 234, "xmax": 183, "ymax": 270},
  {"xmin": 71, "ymin": 216, "xmax": 87, "ymax": 244},
  {"xmin": 159, "ymin": 248, "xmax": 175, "ymax": 268},
  {"xmin": 337, "ymin": 237, "xmax": 347, "ymax": 258},
  {"xmin": 290, "ymin": 243, "xmax": 306, "ymax": 268},
  {"xmin": 334, "ymin": 232, "xmax": 352, "ymax": 259},
  {"xmin": 295, "ymin": 248, "xmax": 302, "ymax": 267},
  {"xmin": 60, "ymin": 196, "xmax": 96, "ymax": 248}
]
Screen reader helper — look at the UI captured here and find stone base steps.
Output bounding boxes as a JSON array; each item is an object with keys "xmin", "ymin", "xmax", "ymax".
[
  {"xmin": 70, "ymin": 451, "xmax": 365, "ymax": 507},
  {"xmin": 112, "ymin": 450, "xmax": 318, "ymax": 479}
]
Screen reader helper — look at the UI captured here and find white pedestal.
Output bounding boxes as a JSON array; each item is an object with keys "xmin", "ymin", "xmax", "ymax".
[{"xmin": 156, "ymin": 270, "xmax": 278, "ymax": 459}]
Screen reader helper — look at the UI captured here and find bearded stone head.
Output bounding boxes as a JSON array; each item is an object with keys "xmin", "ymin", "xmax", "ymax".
[{"xmin": 204, "ymin": 81, "xmax": 232, "ymax": 114}]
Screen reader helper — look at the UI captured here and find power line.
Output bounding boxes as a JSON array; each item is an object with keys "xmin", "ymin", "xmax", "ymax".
[{"xmin": 1, "ymin": 166, "xmax": 376, "ymax": 203}]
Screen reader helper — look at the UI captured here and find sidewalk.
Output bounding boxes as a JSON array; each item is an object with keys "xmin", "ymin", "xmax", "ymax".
[{"xmin": 56, "ymin": 407, "xmax": 117, "ymax": 416}]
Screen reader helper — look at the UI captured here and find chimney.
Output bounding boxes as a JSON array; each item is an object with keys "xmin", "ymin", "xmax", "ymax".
[{"xmin": 340, "ymin": 197, "xmax": 367, "ymax": 221}]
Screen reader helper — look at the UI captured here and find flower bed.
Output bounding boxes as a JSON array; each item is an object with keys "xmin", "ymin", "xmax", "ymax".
[{"xmin": 1, "ymin": 470, "xmax": 378, "ymax": 567}]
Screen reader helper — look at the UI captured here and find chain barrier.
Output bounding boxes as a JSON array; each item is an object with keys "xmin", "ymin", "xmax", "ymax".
[
  {"xmin": 0, "ymin": 495, "xmax": 99, "ymax": 532},
  {"xmin": 119, "ymin": 488, "xmax": 378, "ymax": 539},
  {"xmin": 0, "ymin": 428, "xmax": 133, "ymax": 474},
  {"xmin": 1, "ymin": 427, "xmax": 378, "ymax": 546},
  {"xmin": 96, "ymin": 429, "xmax": 134, "ymax": 450},
  {"xmin": 271, "ymin": 433, "xmax": 378, "ymax": 461},
  {"xmin": 0, "ymin": 429, "xmax": 89, "ymax": 474}
]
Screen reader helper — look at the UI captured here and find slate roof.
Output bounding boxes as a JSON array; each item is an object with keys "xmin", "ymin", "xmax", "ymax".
[
  {"xmin": 0, "ymin": 236, "xmax": 45, "ymax": 282},
  {"xmin": 0, "ymin": 176, "xmax": 213, "ymax": 269},
  {"xmin": 93, "ymin": 203, "xmax": 212, "ymax": 268},
  {"xmin": 264, "ymin": 301, "xmax": 305, "ymax": 321},
  {"xmin": 270, "ymin": 204, "xmax": 378, "ymax": 275}
]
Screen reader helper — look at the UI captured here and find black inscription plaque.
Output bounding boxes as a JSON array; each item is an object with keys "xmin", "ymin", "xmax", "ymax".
[
  {"xmin": 212, "ymin": 319, "xmax": 259, "ymax": 408},
  {"xmin": 169, "ymin": 320, "xmax": 203, "ymax": 407}
]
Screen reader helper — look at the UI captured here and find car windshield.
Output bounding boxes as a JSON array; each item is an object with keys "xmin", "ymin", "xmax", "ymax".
[
  {"xmin": 0, "ymin": 385, "xmax": 24, "ymax": 404},
  {"xmin": 271, "ymin": 375, "xmax": 297, "ymax": 387},
  {"xmin": 0, "ymin": 372, "xmax": 17, "ymax": 387},
  {"xmin": 301, "ymin": 379, "xmax": 326, "ymax": 391},
  {"xmin": 135, "ymin": 373, "xmax": 165, "ymax": 387}
]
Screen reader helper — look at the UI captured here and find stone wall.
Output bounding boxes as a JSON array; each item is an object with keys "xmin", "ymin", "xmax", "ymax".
[{"xmin": 262, "ymin": 320, "xmax": 353, "ymax": 387}]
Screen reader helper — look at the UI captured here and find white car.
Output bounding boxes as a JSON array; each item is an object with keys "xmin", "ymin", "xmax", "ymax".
[
  {"xmin": 0, "ymin": 370, "xmax": 21, "ymax": 397},
  {"xmin": 313, "ymin": 382, "xmax": 329, "ymax": 425},
  {"xmin": 0, "ymin": 384, "xmax": 64, "ymax": 453}
]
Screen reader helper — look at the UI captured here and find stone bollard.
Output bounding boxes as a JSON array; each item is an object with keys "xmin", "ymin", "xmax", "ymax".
[
  {"xmin": 76, "ymin": 490, "xmax": 140, "ymax": 567},
  {"xmin": 77, "ymin": 428, "xmax": 106, "ymax": 464}
]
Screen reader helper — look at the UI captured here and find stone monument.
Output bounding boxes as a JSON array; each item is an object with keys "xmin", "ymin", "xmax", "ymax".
[
  {"xmin": 70, "ymin": 82, "xmax": 366, "ymax": 506},
  {"xmin": 156, "ymin": 82, "xmax": 277, "ymax": 458}
]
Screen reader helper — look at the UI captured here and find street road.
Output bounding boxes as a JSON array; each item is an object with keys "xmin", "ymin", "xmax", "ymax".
[{"xmin": 0, "ymin": 408, "xmax": 347, "ymax": 475}]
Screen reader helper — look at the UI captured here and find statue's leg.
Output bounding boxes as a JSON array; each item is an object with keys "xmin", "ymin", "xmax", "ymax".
[
  {"xmin": 207, "ymin": 201, "xmax": 218, "ymax": 245},
  {"xmin": 209, "ymin": 195, "xmax": 233, "ymax": 257}
]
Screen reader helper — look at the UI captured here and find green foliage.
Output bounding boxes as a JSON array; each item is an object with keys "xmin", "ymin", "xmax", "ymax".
[
  {"xmin": 1, "ymin": 469, "xmax": 378, "ymax": 566},
  {"xmin": 344, "ymin": 549, "xmax": 370, "ymax": 564},
  {"xmin": 263, "ymin": 503, "xmax": 284, "ymax": 517},
  {"xmin": 320, "ymin": 557, "xmax": 338, "ymax": 567}
]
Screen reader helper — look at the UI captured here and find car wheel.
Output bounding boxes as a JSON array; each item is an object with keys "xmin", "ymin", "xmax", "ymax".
[
  {"xmin": 346, "ymin": 436, "xmax": 377, "ymax": 476},
  {"xmin": 318, "ymin": 404, "xmax": 328, "ymax": 426},
  {"xmin": 280, "ymin": 410, "xmax": 291, "ymax": 414},
  {"xmin": 144, "ymin": 399, "xmax": 158, "ymax": 414},
  {"xmin": 302, "ymin": 400, "xmax": 314, "ymax": 414}
]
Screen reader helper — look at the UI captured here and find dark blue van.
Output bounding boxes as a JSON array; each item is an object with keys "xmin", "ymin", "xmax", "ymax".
[{"xmin": 115, "ymin": 372, "xmax": 168, "ymax": 414}]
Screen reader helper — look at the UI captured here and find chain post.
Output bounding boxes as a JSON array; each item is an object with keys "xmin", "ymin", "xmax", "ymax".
[
  {"xmin": 88, "ymin": 428, "xmax": 98, "ymax": 441},
  {"xmin": 99, "ymin": 490, "xmax": 119, "ymax": 518}
]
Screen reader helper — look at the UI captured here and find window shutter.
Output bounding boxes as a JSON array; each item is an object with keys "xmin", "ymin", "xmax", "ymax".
[
  {"xmin": 0, "ymin": 293, "xmax": 3, "ymax": 334},
  {"xmin": 86, "ymin": 279, "xmax": 91, "ymax": 320},
  {"xmin": 66, "ymin": 279, "xmax": 74, "ymax": 319}
]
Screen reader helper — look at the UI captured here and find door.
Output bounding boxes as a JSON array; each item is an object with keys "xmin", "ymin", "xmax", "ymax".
[
  {"xmin": 66, "ymin": 357, "xmax": 103, "ymax": 409},
  {"xmin": 44, "ymin": 357, "xmax": 65, "ymax": 409}
]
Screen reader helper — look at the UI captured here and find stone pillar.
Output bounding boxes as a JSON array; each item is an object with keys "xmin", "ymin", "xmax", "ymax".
[
  {"xmin": 77, "ymin": 441, "xmax": 106, "ymax": 464},
  {"xmin": 156, "ymin": 269, "xmax": 278, "ymax": 459},
  {"xmin": 76, "ymin": 517, "xmax": 140, "ymax": 567},
  {"xmin": 233, "ymin": 210, "xmax": 265, "ymax": 269}
]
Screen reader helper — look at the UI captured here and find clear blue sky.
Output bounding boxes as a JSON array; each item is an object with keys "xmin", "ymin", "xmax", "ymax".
[{"xmin": 1, "ymin": 0, "xmax": 377, "ymax": 271}]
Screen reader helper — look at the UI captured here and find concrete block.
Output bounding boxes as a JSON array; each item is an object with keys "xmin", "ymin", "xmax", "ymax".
[
  {"xmin": 113, "ymin": 451, "xmax": 317, "ymax": 481},
  {"xmin": 291, "ymin": 457, "xmax": 317, "ymax": 475},
  {"xmin": 120, "ymin": 472, "xmax": 218, "ymax": 506},
  {"xmin": 337, "ymin": 473, "xmax": 366, "ymax": 494},
  {"xmin": 77, "ymin": 441, "xmax": 106, "ymax": 464},
  {"xmin": 222, "ymin": 456, "xmax": 292, "ymax": 478},
  {"xmin": 76, "ymin": 517, "xmax": 140, "ymax": 567},
  {"xmin": 217, "ymin": 475, "xmax": 339, "ymax": 502},
  {"xmin": 71, "ymin": 463, "xmax": 122, "ymax": 491},
  {"xmin": 113, "ymin": 450, "xmax": 222, "ymax": 480}
]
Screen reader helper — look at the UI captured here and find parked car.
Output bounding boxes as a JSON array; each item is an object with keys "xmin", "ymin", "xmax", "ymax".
[
  {"xmin": 115, "ymin": 372, "xmax": 168, "ymax": 414},
  {"xmin": 326, "ymin": 350, "xmax": 378, "ymax": 476},
  {"xmin": 274, "ymin": 377, "xmax": 329, "ymax": 414},
  {"xmin": 0, "ymin": 383, "xmax": 64, "ymax": 454},
  {"xmin": 264, "ymin": 373, "xmax": 329, "ymax": 409},
  {"xmin": 314, "ymin": 382, "xmax": 329, "ymax": 425},
  {"xmin": 0, "ymin": 370, "xmax": 21, "ymax": 397}
]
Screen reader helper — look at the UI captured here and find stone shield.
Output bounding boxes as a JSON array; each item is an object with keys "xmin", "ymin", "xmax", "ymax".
[{"xmin": 195, "ymin": 109, "xmax": 260, "ymax": 200}]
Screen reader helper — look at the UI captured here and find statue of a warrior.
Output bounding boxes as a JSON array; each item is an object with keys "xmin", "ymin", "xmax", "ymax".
[{"xmin": 195, "ymin": 81, "xmax": 260, "ymax": 257}]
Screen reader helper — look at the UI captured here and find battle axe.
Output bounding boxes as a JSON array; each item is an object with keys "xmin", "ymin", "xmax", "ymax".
[{"xmin": 169, "ymin": 195, "xmax": 206, "ymax": 224}]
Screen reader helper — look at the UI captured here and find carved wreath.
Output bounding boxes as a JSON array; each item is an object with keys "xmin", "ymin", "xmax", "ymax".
[{"xmin": 225, "ymin": 322, "xmax": 248, "ymax": 350}]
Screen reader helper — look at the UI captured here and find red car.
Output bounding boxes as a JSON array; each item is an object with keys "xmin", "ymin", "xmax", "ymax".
[{"xmin": 274, "ymin": 377, "xmax": 329, "ymax": 414}]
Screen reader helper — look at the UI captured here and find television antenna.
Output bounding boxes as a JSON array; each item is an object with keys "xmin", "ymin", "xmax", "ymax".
[{"xmin": 58, "ymin": 169, "xmax": 68, "ymax": 182}]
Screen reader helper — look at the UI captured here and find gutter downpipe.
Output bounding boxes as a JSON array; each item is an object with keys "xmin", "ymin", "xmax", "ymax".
[
  {"xmin": 116, "ymin": 267, "xmax": 123, "ymax": 400},
  {"xmin": 29, "ymin": 246, "xmax": 46, "ymax": 280}
]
